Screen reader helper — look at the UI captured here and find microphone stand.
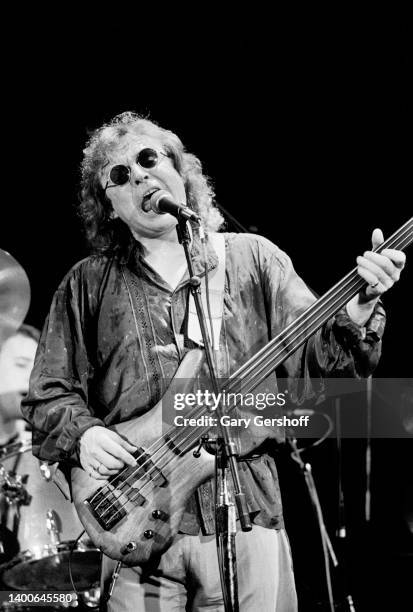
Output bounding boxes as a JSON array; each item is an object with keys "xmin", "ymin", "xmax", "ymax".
[
  {"xmin": 335, "ymin": 398, "xmax": 347, "ymax": 541},
  {"xmin": 288, "ymin": 435, "xmax": 356, "ymax": 612},
  {"xmin": 176, "ymin": 219, "xmax": 251, "ymax": 612},
  {"xmin": 365, "ymin": 377, "xmax": 372, "ymax": 523}
]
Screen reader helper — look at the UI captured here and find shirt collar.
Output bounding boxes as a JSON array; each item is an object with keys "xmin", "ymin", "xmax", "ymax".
[
  {"xmin": 189, "ymin": 231, "xmax": 219, "ymax": 278},
  {"xmin": 118, "ymin": 230, "xmax": 219, "ymax": 279}
]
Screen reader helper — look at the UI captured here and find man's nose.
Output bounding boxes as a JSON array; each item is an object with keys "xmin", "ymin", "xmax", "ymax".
[{"xmin": 130, "ymin": 164, "xmax": 149, "ymax": 184}]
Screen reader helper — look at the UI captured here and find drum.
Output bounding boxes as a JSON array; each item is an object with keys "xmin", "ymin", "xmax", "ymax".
[{"xmin": 0, "ymin": 437, "xmax": 101, "ymax": 592}]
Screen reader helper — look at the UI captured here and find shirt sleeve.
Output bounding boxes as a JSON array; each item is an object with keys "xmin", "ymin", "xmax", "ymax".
[
  {"xmin": 21, "ymin": 263, "xmax": 105, "ymax": 465},
  {"xmin": 258, "ymin": 237, "xmax": 386, "ymax": 405}
]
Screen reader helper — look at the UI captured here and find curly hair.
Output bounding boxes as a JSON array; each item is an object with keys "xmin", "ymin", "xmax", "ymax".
[{"xmin": 79, "ymin": 112, "xmax": 224, "ymax": 253}]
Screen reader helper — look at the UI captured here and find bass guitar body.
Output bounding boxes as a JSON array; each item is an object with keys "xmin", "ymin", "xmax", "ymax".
[
  {"xmin": 71, "ymin": 349, "xmax": 215, "ymax": 566},
  {"xmin": 72, "ymin": 417, "xmax": 215, "ymax": 566}
]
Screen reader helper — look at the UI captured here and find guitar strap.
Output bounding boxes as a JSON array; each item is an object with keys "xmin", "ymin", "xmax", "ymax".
[
  {"xmin": 187, "ymin": 232, "xmax": 226, "ymax": 351},
  {"xmin": 121, "ymin": 266, "xmax": 165, "ymax": 405}
]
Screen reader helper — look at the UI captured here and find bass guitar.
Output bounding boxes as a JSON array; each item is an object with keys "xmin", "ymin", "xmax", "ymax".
[{"xmin": 71, "ymin": 218, "xmax": 412, "ymax": 565}]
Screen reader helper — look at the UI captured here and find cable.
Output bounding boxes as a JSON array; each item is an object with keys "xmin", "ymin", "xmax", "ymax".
[{"xmin": 68, "ymin": 529, "xmax": 86, "ymax": 596}]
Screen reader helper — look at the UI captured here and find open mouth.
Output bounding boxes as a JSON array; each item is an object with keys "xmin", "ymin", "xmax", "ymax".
[{"xmin": 142, "ymin": 188, "xmax": 160, "ymax": 211}]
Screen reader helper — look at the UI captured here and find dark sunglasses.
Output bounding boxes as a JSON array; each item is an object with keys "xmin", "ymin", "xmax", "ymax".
[{"xmin": 105, "ymin": 148, "xmax": 168, "ymax": 188}]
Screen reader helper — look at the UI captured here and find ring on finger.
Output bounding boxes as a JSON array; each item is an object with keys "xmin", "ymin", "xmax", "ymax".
[{"xmin": 370, "ymin": 280, "xmax": 379, "ymax": 289}]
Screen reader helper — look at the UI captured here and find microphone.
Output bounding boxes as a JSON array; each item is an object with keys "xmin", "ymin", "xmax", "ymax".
[{"xmin": 144, "ymin": 190, "xmax": 201, "ymax": 223}]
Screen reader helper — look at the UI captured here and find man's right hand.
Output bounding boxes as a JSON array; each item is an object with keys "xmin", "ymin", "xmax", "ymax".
[{"xmin": 79, "ymin": 426, "xmax": 137, "ymax": 480}]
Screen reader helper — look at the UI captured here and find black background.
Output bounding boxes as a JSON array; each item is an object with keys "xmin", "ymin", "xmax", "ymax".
[{"xmin": 1, "ymin": 16, "xmax": 411, "ymax": 611}]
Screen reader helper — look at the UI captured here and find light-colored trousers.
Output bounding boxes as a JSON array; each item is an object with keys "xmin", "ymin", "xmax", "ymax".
[{"xmin": 101, "ymin": 526, "xmax": 297, "ymax": 612}]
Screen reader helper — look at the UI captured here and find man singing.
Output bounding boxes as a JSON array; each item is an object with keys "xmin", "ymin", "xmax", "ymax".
[{"xmin": 22, "ymin": 112, "xmax": 406, "ymax": 611}]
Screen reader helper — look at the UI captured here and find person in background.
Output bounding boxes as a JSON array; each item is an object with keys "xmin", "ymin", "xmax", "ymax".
[
  {"xmin": 0, "ymin": 324, "xmax": 40, "ymax": 564},
  {"xmin": 0, "ymin": 324, "xmax": 40, "ymax": 447}
]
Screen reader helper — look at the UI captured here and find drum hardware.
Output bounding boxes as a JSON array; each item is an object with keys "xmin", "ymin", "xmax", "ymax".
[
  {"xmin": 76, "ymin": 538, "xmax": 92, "ymax": 552},
  {"xmin": 80, "ymin": 587, "xmax": 101, "ymax": 608},
  {"xmin": 0, "ymin": 441, "xmax": 101, "ymax": 593},
  {"xmin": 1, "ymin": 539, "xmax": 102, "ymax": 592},
  {"xmin": 39, "ymin": 461, "xmax": 52, "ymax": 482},
  {"xmin": 0, "ymin": 464, "xmax": 31, "ymax": 507},
  {"xmin": 0, "ymin": 441, "xmax": 31, "ymax": 461},
  {"xmin": 0, "ymin": 526, "xmax": 19, "ymax": 566},
  {"xmin": 45, "ymin": 509, "xmax": 62, "ymax": 556},
  {"xmin": 0, "ymin": 549, "xmax": 33, "ymax": 572},
  {"xmin": 0, "ymin": 250, "xmax": 100, "ymax": 599}
]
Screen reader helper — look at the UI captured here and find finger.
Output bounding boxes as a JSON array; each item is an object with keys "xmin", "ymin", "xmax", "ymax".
[
  {"xmin": 104, "ymin": 431, "xmax": 138, "ymax": 453},
  {"xmin": 106, "ymin": 429, "xmax": 137, "ymax": 447},
  {"xmin": 357, "ymin": 266, "xmax": 382, "ymax": 292},
  {"xmin": 112, "ymin": 447, "xmax": 137, "ymax": 467},
  {"xmin": 90, "ymin": 458, "xmax": 119, "ymax": 475},
  {"xmin": 380, "ymin": 248, "xmax": 406, "ymax": 269},
  {"xmin": 118, "ymin": 436, "xmax": 138, "ymax": 453},
  {"xmin": 361, "ymin": 251, "xmax": 400, "ymax": 281},
  {"xmin": 92, "ymin": 461, "xmax": 119, "ymax": 477},
  {"xmin": 372, "ymin": 228, "xmax": 384, "ymax": 250},
  {"xmin": 89, "ymin": 466, "xmax": 107, "ymax": 481},
  {"xmin": 93, "ymin": 450, "xmax": 133, "ymax": 471},
  {"xmin": 357, "ymin": 256, "xmax": 394, "ymax": 288},
  {"xmin": 95, "ymin": 451, "xmax": 125, "ymax": 470},
  {"xmin": 97, "ymin": 437, "xmax": 137, "ymax": 466}
]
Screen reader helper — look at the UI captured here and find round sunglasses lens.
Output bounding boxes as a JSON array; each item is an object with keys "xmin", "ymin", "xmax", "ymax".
[
  {"xmin": 137, "ymin": 148, "xmax": 158, "ymax": 169},
  {"xmin": 110, "ymin": 165, "xmax": 130, "ymax": 185}
]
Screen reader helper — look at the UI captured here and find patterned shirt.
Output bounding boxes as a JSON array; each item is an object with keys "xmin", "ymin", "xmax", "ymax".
[{"xmin": 22, "ymin": 232, "xmax": 385, "ymax": 534}]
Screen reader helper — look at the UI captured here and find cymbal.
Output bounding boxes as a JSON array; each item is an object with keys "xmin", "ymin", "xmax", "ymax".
[{"xmin": 0, "ymin": 249, "xmax": 30, "ymax": 342}]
